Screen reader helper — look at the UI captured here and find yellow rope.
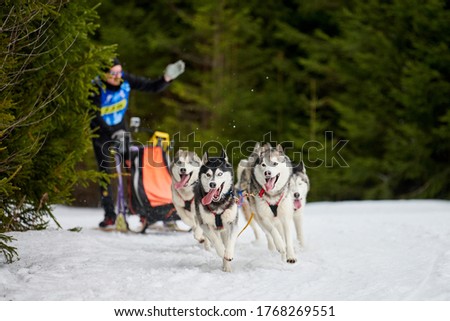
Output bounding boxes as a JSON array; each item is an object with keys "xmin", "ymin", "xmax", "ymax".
[{"xmin": 238, "ymin": 212, "xmax": 254, "ymax": 237}]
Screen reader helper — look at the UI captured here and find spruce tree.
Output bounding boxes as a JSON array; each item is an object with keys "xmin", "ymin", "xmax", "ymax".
[
  {"xmin": 300, "ymin": 0, "xmax": 450, "ymax": 199},
  {"xmin": 0, "ymin": 0, "xmax": 115, "ymax": 262}
]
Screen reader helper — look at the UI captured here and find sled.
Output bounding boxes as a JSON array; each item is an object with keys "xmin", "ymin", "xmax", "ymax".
[{"xmin": 112, "ymin": 117, "xmax": 181, "ymax": 233}]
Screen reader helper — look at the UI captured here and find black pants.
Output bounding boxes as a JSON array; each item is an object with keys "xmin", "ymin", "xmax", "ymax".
[{"xmin": 92, "ymin": 136, "xmax": 117, "ymax": 217}]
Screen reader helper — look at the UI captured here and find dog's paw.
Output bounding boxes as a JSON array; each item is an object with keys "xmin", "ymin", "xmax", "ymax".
[
  {"xmin": 286, "ymin": 257, "xmax": 297, "ymax": 264},
  {"xmin": 224, "ymin": 256, "xmax": 233, "ymax": 262},
  {"xmin": 223, "ymin": 260, "xmax": 232, "ymax": 272}
]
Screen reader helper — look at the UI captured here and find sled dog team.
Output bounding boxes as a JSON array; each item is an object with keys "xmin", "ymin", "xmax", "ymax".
[{"xmin": 170, "ymin": 144, "xmax": 310, "ymax": 272}]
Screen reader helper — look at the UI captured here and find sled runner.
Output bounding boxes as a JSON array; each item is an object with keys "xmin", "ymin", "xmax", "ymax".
[{"xmin": 112, "ymin": 117, "xmax": 181, "ymax": 233}]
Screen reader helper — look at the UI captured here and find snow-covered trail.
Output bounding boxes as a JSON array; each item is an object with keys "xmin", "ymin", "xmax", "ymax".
[{"xmin": 1, "ymin": 200, "xmax": 449, "ymax": 301}]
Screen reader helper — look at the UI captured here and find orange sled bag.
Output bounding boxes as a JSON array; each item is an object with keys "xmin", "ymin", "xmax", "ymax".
[{"xmin": 127, "ymin": 145, "xmax": 179, "ymax": 225}]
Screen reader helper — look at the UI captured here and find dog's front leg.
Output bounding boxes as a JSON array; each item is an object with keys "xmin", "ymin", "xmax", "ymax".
[
  {"xmin": 223, "ymin": 225, "xmax": 239, "ymax": 262},
  {"xmin": 178, "ymin": 208, "xmax": 196, "ymax": 228},
  {"xmin": 259, "ymin": 217, "xmax": 287, "ymax": 260},
  {"xmin": 222, "ymin": 228, "xmax": 239, "ymax": 273},
  {"xmin": 193, "ymin": 225, "xmax": 206, "ymax": 243},
  {"xmin": 222, "ymin": 258, "xmax": 232, "ymax": 272},
  {"xmin": 281, "ymin": 216, "xmax": 297, "ymax": 264},
  {"xmin": 193, "ymin": 216, "xmax": 210, "ymax": 249},
  {"xmin": 254, "ymin": 215, "xmax": 276, "ymax": 251},
  {"xmin": 293, "ymin": 209, "xmax": 304, "ymax": 247},
  {"xmin": 194, "ymin": 225, "xmax": 211, "ymax": 250},
  {"xmin": 201, "ymin": 224, "xmax": 225, "ymax": 258}
]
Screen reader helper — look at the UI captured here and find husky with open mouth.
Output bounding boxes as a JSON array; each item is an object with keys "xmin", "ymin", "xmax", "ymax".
[
  {"xmin": 194, "ymin": 150, "xmax": 239, "ymax": 272},
  {"xmin": 247, "ymin": 144, "xmax": 297, "ymax": 263},
  {"xmin": 170, "ymin": 150, "xmax": 206, "ymax": 244},
  {"xmin": 290, "ymin": 161, "xmax": 310, "ymax": 247}
]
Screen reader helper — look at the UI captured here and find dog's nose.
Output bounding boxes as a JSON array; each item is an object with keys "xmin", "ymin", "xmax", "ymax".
[
  {"xmin": 294, "ymin": 192, "xmax": 300, "ymax": 199},
  {"xmin": 209, "ymin": 182, "xmax": 216, "ymax": 189},
  {"xmin": 180, "ymin": 168, "xmax": 186, "ymax": 174},
  {"xmin": 264, "ymin": 170, "xmax": 271, "ymax": 177}
]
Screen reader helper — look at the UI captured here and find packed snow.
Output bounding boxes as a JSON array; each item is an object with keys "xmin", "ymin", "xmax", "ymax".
[{"xmin": 1, "ymin": 200, "xmax": 450, "ymax": 301}]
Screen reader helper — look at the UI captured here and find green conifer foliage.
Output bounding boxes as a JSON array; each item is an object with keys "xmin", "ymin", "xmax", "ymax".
[
  {"xmin": 297, "ymin": 0, "xmax": 450, "ymax": 199},
  {"xmin": 0, "ymin": 0, "xmax": 114, "ymax": 262}
]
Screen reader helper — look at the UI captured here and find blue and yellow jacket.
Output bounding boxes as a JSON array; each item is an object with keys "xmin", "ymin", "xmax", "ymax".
[{"xmin": 90, "ymin": 72, "xmax": 170, "ymax": 141}]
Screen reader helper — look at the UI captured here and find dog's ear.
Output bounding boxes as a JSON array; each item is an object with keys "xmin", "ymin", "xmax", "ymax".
[
  {"xmin": 293, "ymin": 161, "xmax": 305, "ymax": 174},
  {"xmin": 276, "ymin": 144, "xmax": 284, "ymax": 153},
  {"xmin": 193, "ymin": 151, "xmax": 202, "ymax": 164},
  {"xmin": 252, "ymin": 142, "xmax": 260, "ymax": 153},
  {"xmin": 248, "ymin": 142, "xmax": 260, "ymax": 164},
  {"xmin": 258, "ymin": 150, "xmax": 265, "ymax": 160},
  {"xmin": 202, "ymin": 151, "xmax": 209, "ymax": 164}
]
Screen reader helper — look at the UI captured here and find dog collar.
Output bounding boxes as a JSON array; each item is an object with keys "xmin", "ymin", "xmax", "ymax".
[{"xmin": 258, "ymin": 188, "xmax": 265, "ymax": 198}]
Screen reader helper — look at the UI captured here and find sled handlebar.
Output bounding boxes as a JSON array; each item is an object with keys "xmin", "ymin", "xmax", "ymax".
[{"xmin": 129, "ymin": 117, "xmax": 170, "ymax": 151}]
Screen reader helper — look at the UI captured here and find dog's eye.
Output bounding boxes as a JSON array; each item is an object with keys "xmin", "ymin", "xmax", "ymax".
[
  {"xmin": 272, "ymin": 162, "xmax": 278, "ymax": 166},
  {"xmin": 206, "ymin": 173, "xmax": 212, "ymax": 178},
  {"xmin": 261, "ymin": 163, "xmax": 266, "ymax": 167},
  {"xmin": 176, "ymin": 161, "xmax": 183, "ymax": 165},
  {"xmin": 217, "ymin": 172, "xmax": 223, "ymax": 176}
]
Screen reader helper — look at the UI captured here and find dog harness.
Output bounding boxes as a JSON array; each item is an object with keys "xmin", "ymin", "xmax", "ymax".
[
  {"xmin": 204, "ymin": 189, "xmax": 234, "ymax": 230},
  {"xmin": 205, "ymin": 205, "xmax": 225, "ymax": 230},
  {"xmin": 184, "ymin": 199, "xmax": 193, "ymax": 212},
  {"xmin": 259, "ymin": 188, "xmax": 285, "ymax": 217},
  {"xmin": 172, "ymin": 187, "xmax": 195, "ymax": 212}
]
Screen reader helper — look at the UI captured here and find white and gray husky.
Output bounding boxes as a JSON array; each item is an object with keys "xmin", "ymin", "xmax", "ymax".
[
  {"xmin": 290, "ymin": 161, "xmax": 310, "ymax": 247},
  {"xmin": 194, "ymin": 150, "xmax": 239, "ymax": 272},
  {"xmin": 170, "ymin": 150, "xmax": 206, "ymax": 244},
  {"xmin": 246, "ymin": 144, "xmax": 297, "ymax": 263}
]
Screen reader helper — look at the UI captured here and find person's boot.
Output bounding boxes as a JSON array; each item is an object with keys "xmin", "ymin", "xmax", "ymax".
[
  {"xmin": 99, "ymin": 195, "xmax": 116, "ymax": 228},
  {"xmin": 99, "ymin": 215, "xmax": 116, "ymax": 228}
]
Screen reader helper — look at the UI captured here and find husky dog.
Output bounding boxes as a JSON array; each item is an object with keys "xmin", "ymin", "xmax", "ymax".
[
  {"xmin": 290, "ymin": 161, "xmax": 310, "ymax": 247},
  {"xmin": 195, "ymin": 150, "xmax": 239, "ymax": 272},
  {"xmin": 170, "ymin": 150, "xmax": 205, "ymax": 243},
  {"xmin": 247, "ymin": 144, "xmax": 297, "ymax": 263}
]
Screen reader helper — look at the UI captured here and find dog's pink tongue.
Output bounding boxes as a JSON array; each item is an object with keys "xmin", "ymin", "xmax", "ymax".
[
  {"xmin": 201, "ymin": 188, "xmax": 218, "ymax": 205},
  {"xmin": 174, "ymin": 174, "xmax": 190, "ymax": 189},
  {"xmin": 294, "ymin": 199, "xmax": 302, "ymax": 210},
  {"xmin": 264, "ymin": 176, "xmax": 277, "ymax": 192}
]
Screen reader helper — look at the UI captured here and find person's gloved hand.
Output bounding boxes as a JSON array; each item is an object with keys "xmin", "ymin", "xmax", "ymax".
[{"xmin": 164, "ymin": 60, "xmax": 185, "ymax": 81}]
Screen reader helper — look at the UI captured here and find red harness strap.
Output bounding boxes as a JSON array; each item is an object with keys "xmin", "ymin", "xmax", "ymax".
[{"xmin": 259, "ymin": 188, "xmax": 284, "ymax": 217}]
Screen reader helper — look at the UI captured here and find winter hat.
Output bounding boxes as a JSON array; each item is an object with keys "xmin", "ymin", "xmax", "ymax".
[
  {"xmin": 112, "ymin": 57, "xmax": 121, "ymax": 67},
  {"xmin": 101, "ymin": 57, "xmax": 121, "ymax": 73}
]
